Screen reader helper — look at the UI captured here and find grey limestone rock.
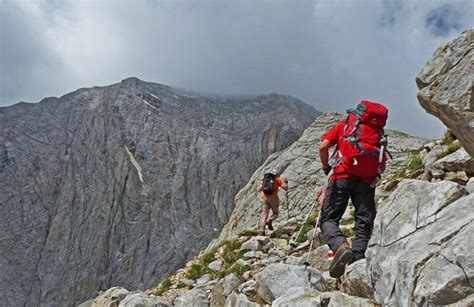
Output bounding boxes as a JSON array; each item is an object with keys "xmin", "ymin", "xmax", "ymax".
[
  {"xmin": 91, "ymin": 287, "xmax": 129, "ymax": 307},
  {"xmin": 430, "ymin": 147, "xmax": 474, "ymax": 179},
  {"xmin": 317, "ymin": 292, "xmax": 378, "ymax": 307},
  {"xmin": 208, "ymin": 260, "xmax": 224, "ymax": 272},
  {"xmin": 271, "ymin": 287, "xmax": 322, "ymax": 307},
  {"xmin": 367, "ymin": 180, "xmax": 473, "ymax": 306},
  {"xmin": 0, "ymin": 78, "xmax": 318, "ymax": 306},
  {"xmin": 224, "ymin": 291, "xmax": 259, "ymax": 307},
  {"xmin": 417, "ymin": 29, "xmax": 474, "ymax": 157},
  {"xmin": 340, "ymin": 259, "xmax": 374, "ymax": 300},
  {"xmin": 118, "ymin": 292, "xmax": 170, "ymax": 307},
  {"xmin": 255, "ymin": 263, "xmax": 325, "ymax": 304},
  {"xmin": 174, "ymin": 288, "xmax": 209, "ymax": 307}
]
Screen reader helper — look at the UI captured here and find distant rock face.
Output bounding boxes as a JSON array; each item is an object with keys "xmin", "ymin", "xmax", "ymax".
[
  {"xmin": 416, "ymin": 29, "xmax": 474, "ymax": 157},
  {"xmin": 367, "ymin": 180, "xmax": 473, "ymax": 306},
  {"xmin": 0, "ymin": 78, "xmax": 318, "ymax": 306},
  {"xmin": 209, "ymin": 112, "xmax": 426, "ymax": 246}
]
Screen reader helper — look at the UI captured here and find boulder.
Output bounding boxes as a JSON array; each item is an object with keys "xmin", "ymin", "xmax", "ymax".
[
  {"xmin": 271, "ymin": 287, "xmax": 322, "ymax": 307},
  {"xmin": 224, "ymin": 292, "xmax": 259, "ymax": 307},
  {"xmin": 238, "ymin": 280, "xmax": 256, "ymax": 296},
  {"xmin": 367, "ymin": 179, "xmax": 473, "ymax": 306},
  {"xmin": 222, "ymin": 274, "xmax": 240, "ymax": 296},
  {"xmin": 300, "ymin": 245, "xmax": 332, "ymax": 272},
  {"xmin": 272, "ymin": 289, "xmax": 377, "ymax": 307},
  {"xmin": 417, "ymin": 29, "xmax": 474, "ymax": 157},
  {"xmin": 208, "ymin": 260, "xmax": 224, "ymax": 272},
  {"xmin": 318, "ymin": 292, "xmax": 378, "ymax": 306},
  {"xmin": 240, "ymin": 236, "xmax": 268, "ymax": 252},
  {"xmin": 91, "ymin": 287, "xmax": 129, "ymax": 307},
  {"xmin": 210, "ymin": 283, "xmax": 225, "ymax": 307},
  {"xmin": 118, "ymin": 292, "xmax": 170, "ymax": 307},
  {"xmin": 431, "ymin": 148, "xmax": 474, "ymax": 177},
  {"xmin": 340, "ymin": 259, "xmax": 374, "ymax": 300},
  {"xmin": 422, "ymin": 144, "xmax": 448, "ymax": 180},
  {"xmin": 444, "ymin": 171, "xmax": 469, "ymax": 185},
  {"xmin": 173, "ymin": 288, "xmax": 209, "ymax": 307},
  {"xmin": 255, "ymin": 263, "xmax": 325, "ymax": 304},
  {"xmin": 466, "ymin": 177, "xmax": 474, "ymax": 193}
]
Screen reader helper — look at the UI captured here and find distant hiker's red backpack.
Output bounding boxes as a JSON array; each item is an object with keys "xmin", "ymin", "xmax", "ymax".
[{"xmin": 336, "ymin": 100, "xmax": 388, "ymax": 179}]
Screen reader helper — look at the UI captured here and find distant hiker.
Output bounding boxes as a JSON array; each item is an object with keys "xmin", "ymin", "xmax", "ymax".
[
  {"xmin": 319, "ymin": 100, "xmax": 388, "ymax": 278},
  {"xmin": 257, "ymin": 170, "xmax": 289, "ymax": 236}
]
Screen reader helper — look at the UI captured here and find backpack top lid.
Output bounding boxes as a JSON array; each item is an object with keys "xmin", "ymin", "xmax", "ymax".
[
  {"xmin": 265, "ymin": 170, "xmax": 279, "ymax": 177},
  {"xmin": 347, "ymin": 100, "xmax": 388, "ymax": 128}
]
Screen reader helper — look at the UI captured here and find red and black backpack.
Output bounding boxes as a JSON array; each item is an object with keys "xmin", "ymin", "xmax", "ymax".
[{"xmin": 335, "ymin": 100, "xmax": 388, "ymax": 179}]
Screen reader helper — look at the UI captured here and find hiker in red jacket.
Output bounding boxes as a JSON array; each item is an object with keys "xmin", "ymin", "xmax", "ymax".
[
  {"xmin": 257, "ymin": 170, "xmax": 288, "ymax": 236},
  {"xmin": 319, "ymin": 101, "xmax": 388, "ymax": 278}
]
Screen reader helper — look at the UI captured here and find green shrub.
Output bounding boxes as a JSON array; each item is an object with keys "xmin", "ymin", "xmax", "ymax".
[
  {"xmin": 215, "ymin": 262, "xmax": 250, "ymax": 279},
  {"xmin": 222, "ymin": 239, "xmax": 244, "ymax": 265},
  {"xmin": 296, "ymin": 211, "xmax": 318, "ymax": 243},
  {"xmin": 440, "ymin": 130, "xmax": 456, "ymax": 145},
  {"xmin": 152, "ymin": 276, "xmax": 172, "ymax": 296},
  {"xmin": 201, "ymin": 250, "xmax": 216, "ymax": 266},
  {"xmin": 407, "ymin": 156, "xmax": 423, "ymax": 172},
  {"xmin": 186, "ymin": 263, "xmax": 208, "ymax": 280}
]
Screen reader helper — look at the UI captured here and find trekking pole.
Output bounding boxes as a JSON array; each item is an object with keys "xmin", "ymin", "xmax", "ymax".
[
  {"xmin": 285, "ymin": 191, "xmax": 290, "ymax": 222},
  {"xmin": 289, "ymin": 201, "xmax": 318, "ymax": 248},
  {"xmin": 303, "ymin": 168, "xmax": 334, "ymax": 269}
]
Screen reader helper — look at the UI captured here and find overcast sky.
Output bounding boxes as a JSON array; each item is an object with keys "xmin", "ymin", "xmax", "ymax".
[{"xmin": 1, "ymin": 0, "xmax": 473, "ymax": 137}]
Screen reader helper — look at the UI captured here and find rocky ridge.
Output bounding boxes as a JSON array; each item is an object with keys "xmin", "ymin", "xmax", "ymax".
[
  {"xmin": 0, "ymin": 78, "xmax": 318, "ymax": 306},
  {"xmin": 86, "ymin": 116, "xmax": 473, "ymax": 307},
  {"xmin": 85, "ymin": 30, "xmax": 474, "ymax": 306},
  {"xmin": 84, "ymin": 114, "xmax": 474, "ymax": 307}
]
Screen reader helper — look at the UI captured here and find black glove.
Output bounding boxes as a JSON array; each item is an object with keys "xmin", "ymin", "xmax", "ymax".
[
  {"xmin": 283, "ymin": 178, "xmax": 289, "ymax": 183},
  {"xmin": 323, "ymin": 165, "xmax": 332, "ymax": 175}
]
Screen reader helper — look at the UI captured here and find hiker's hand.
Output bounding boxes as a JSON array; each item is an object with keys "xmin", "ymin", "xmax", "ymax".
[
  {"xmin": 283, "ymin": 178, "xmax": 288, "ymax": 183},
  {"xmin": 323, "ymin": 165, "xmax": 332, "ymax": 175}
]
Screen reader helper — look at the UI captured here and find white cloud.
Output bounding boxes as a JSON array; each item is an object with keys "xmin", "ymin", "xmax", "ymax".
[{"xmin": 1, "ymin": 0, "xmax": 473, "ymax": 137}]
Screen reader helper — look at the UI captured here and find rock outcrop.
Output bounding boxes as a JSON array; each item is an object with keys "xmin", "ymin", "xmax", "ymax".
[
  {"xmin": 366, "ymin": 180, "xmax": 473, "ymax": 306},
  {"xmin": 417, "ymin": 29, "xmax": 474, "ymax": 157},
  {"xmin": 0, "ymin": 78, "xmax": 318, "ymax": 306}
]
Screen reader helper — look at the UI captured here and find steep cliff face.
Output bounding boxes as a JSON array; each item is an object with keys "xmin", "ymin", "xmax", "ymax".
[{"xmin": 0, "ymin": 77, "xmax": 319, "ymax": 306}]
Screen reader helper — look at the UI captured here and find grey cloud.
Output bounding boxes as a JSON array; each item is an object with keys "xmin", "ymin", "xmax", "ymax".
[{"xmin": 0, "ymin": 0, "xmax": 473, "ymax": 137}]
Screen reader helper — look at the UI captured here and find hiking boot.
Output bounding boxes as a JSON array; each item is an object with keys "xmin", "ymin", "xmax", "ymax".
[
  {"xmin": 329, "ymin": 242, "xmax": 353, "ymax": 278},
  {"xmin": 266, "ymin": 219, "xmax": 274, "ymax": 231},
  {"xmin": 259, "ymin": 230, "xmax": 266, "ymax": 236}
]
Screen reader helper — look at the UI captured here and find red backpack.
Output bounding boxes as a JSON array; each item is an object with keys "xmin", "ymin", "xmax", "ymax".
[{"xmin": 335, "ymin": 100, "xmax": 388, "ymax": 179}]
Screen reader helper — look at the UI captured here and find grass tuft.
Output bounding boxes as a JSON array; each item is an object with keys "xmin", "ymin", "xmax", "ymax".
[
  {"xmin": 152, "ymin": 276, "xmax": 172, "ymax": 296},
  {"xmin": 296, "ymin": 211, "xmax": 318, "ymax": 243}
]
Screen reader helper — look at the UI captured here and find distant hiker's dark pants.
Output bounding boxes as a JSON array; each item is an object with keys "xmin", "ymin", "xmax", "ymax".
[{"xmin": 320, "ymin": 178, "xmax": 376, "ymax": 260}]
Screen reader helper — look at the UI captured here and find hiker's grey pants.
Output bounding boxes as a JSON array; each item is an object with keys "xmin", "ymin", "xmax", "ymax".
[{"xmin": 320, "ymin": 178, "xmax": 376, "ymax": 259}]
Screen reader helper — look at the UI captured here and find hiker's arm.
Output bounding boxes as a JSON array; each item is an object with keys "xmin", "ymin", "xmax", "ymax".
[
  {"xmin": 281, "ymin": 180, "xmax": 288, "ymax": 191},
  {"xmin": 319, "ymin": 139, "xmax": 332, "ymax": 170},
  {"xmin": 257, "ymin": 183, "xmax": 263, "ymax": 192}
]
